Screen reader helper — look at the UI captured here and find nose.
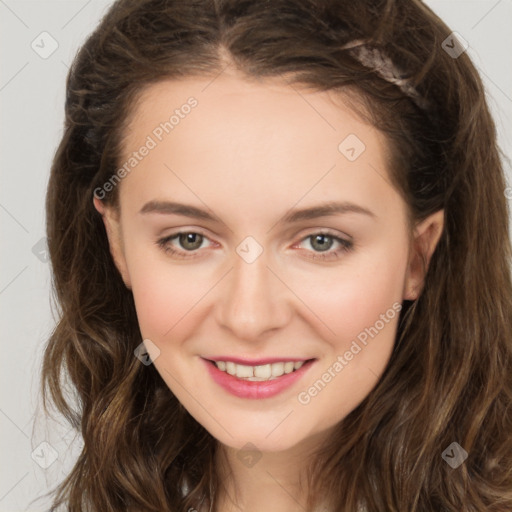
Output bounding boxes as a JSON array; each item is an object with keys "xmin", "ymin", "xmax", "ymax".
[{"xmin": 215, "ymin": 247, "xmax": 292, "ymax": 342}]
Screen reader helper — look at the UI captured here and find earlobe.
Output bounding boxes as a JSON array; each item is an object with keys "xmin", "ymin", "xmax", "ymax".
[
  {"xmin": 93, "ymin": 196, "xmax": 132, "ymax": 289},
  {"xmin": 403, "ymin": 209, "xmax": 444, "ymax": 301}
]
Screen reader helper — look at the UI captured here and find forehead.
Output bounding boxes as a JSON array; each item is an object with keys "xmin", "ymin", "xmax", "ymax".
[
  {"xmin": 116, "ymin": 74, "xmax": 400, "ymax": 223},
  {"xmin": 125, "ymin": 74, "xmax": 380, "ymax": 152}
]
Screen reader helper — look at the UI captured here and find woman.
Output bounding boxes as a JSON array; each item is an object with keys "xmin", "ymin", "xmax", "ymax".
[{"xmin": 38, "ymin": 0, "xmax": 512, "ymax": 510}]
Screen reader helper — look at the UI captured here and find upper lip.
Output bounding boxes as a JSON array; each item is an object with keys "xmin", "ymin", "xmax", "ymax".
[{"xmin": 203, "ymin": 356, "xmax": 315, "ymax": 365}]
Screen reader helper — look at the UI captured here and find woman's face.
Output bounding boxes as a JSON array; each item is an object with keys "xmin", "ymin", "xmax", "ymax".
[{"xmin": 96, "ymin": 74, "xmax": 443, "ymax": 453}]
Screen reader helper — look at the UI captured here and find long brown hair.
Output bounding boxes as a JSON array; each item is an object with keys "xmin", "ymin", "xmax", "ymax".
[{"xmin": 37, "ymin": 0, "xmax": 512, "ymax": 510}]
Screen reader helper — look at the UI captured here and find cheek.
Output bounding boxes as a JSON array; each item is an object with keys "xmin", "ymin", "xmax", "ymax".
[
  {"xmin": 294, "ymin": 244, "xmax": 408, "ymax": 349},
  {"xmin": 290, "ymin": 247, "xmax": 407, "ymax": 426},
  {"xmin": 129, "ymin": 263, "xmax": 212, "ymax": 340},
  {"xmin": 121, "ymin": 232, "xmax": 213, "ymax": 340}
]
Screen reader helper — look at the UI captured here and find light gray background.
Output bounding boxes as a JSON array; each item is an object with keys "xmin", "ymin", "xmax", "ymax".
[{"xmin": 1, "ymin": 1, "xmax": 511, "ymax": 510}]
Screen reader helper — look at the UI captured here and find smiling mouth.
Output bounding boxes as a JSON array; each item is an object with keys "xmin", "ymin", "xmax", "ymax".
[{"xmin": 205, "ymin": 358, "xmax": 316, "ymax": 381}]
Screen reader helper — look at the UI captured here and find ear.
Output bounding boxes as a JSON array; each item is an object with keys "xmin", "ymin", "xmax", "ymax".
[
  {"xmin": 93, "ymin": 196, "xmax": 131, "ymax": 289},
  {"xmin": 403, "ymin": 209, "xmax": 444, "ymax": 301}
]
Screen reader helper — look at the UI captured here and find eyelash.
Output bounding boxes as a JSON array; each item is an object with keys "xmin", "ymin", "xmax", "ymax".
[{"xmin": 156, "ymin": 230, "xmax": 354, "ymax": 261}]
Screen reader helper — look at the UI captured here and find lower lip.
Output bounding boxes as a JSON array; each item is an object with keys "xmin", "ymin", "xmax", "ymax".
[{"xmin": 202, "ymin": 358, "xmax": 316, "ymax": 399}]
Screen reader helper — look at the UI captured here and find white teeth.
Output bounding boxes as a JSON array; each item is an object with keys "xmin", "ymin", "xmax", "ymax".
[
  {"xmin": 213, "ymin": 359, "xmax": 309, "ymax": 381},
  {"xmin": 226, "ymin": 361, "xmax": 237, "ymax": 376},
  {"xmin": 284, "ymin": 361, "xmax": 295, "ymax": 373},
  {"xmin": 254, "ymin": 364, "xmax": 271, "ymax": 378},
  {"xmin": 236, "ymin": 364, "xmax": 254, "ymax": 378},
  {"xmin": 272, "ymin": 362, "xmax": 284, "ymax": 376}
]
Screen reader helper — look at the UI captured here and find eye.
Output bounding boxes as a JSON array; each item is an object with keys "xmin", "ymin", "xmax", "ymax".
[
  {"xmin": 294, "ymin": 231, "xmax": 354, "ymax": 261},
  {"xmin": 156, "ymin": 231, "xmax": 214, "ymax": 260}
]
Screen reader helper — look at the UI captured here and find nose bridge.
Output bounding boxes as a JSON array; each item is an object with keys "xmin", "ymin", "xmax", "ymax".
[{"xmin": 216, "ymin": 242, "xmax": 290, "ymax": 340}]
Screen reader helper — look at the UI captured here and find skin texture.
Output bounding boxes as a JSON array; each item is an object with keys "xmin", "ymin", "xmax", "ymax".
[{"xmin": 94, "ymin": 73, "xmax": 444, "ymax": 512}]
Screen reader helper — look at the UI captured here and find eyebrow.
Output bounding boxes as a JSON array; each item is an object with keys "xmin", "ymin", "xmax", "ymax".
[{"xmin": 139, "ymin": 200, "xmax": 376, "ymax": 223}]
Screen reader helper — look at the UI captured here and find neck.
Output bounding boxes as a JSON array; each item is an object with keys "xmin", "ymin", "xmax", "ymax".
[{"xmin": 213, "ymin": 429, "xmax": 333, "ymax": 512}]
